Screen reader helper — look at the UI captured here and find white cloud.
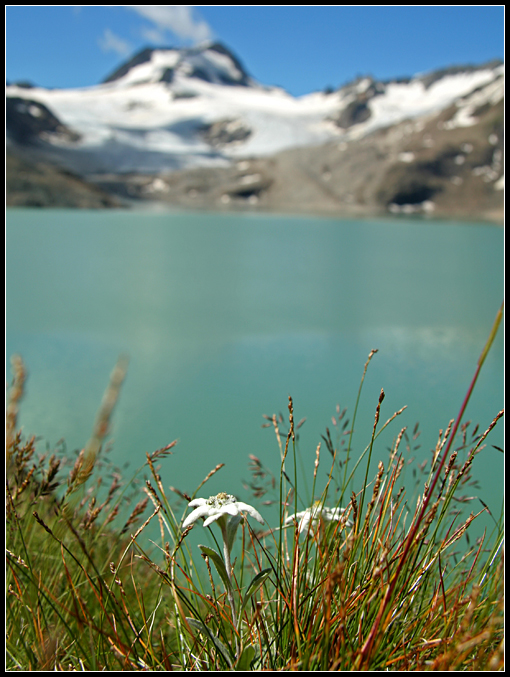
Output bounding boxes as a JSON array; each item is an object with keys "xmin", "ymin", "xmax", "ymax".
[
  {"xmin": 140, "ymin": 26, "xmax": 166, "ymax": 44},
  {"xmin": 126, "ymin": 5, "xmax": 214, "ymax": 44},
  {"xmin": 98, "ymin": 28, "xmax": 133, "ymax": 56}
]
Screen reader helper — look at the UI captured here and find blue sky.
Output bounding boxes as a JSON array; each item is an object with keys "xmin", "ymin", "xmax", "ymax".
[{"xmin": 6, "ymin": 6, "xmax": 504, "ymax": 96}]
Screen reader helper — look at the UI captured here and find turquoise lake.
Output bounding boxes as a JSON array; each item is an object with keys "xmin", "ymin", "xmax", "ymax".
[{"xmin": 6, "ymin": 208, "xmax": 504, "ymax": 544}]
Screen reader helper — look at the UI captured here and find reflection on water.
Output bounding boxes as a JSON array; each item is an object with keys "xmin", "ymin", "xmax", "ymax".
[{"xmin": 6, "ymin": 209, "xmax": 503, "ymax": 542}]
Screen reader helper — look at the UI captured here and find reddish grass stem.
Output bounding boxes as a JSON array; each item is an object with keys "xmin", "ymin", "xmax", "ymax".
[{"xmin": 357, "ymin": 301, "xmax": 504, "ymax": 668}]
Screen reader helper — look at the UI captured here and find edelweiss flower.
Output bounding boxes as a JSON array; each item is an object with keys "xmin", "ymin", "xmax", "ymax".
[
  {"xmin": 285, "ymin": 502, "xmax": 351, "ymax": 535},
  {"xmin": 182, "ymin": 492, "xmax": 264, "ymax": 529},
  {"xmin": 182, "ymin": 494, "xmax": 264, "ymax": 654},
  {"xmin": 182, "ymin": 493, "xmax": 264, "ymax": 646}
]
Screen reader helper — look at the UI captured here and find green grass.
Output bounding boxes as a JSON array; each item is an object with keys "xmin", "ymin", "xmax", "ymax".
[{"xmin": 6, "ymin": 305, "xmax": 504, "ymax": 670}]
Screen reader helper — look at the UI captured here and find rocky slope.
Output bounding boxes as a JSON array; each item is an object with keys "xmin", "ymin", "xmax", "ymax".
[
  {"xmin": 89, "ymin": 94, "xmax": 504, "ymax": 223},
  {"xmin": 6, "ymin": 151, "xmax": 122, "ymax": 208},
  {"xmin": 6, "ymin": 96, "xmax": 121, "ymax": 207}
]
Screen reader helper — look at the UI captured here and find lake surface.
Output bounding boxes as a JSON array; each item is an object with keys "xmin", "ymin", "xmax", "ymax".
[{"xmin": 6, "ymin": 208, "xmax": 504, "ymax": 543}]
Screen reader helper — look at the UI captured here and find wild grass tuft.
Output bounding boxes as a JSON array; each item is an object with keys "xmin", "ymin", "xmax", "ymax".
[{"xmin": 6, "ymin": 305, "xmax": 504, "ymax": 670}]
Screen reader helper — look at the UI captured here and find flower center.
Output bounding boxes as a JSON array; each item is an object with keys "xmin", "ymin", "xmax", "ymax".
[{"xmin": 208, "ymin": 492, "xmax": 236, "ymax": 507}]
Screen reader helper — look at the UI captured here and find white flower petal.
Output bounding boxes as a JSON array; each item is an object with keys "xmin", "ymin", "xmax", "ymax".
[
  {"xmin": 203, "ymin": 513, "xmax": 225, "ymax": 528},
  {"xmin": 222, "ymin": 504, "xmax": 239, "ymax": 517},
  {"xmin": 285, "ymin": 504, "xmax": 350, "ymax": 535},
  {"xmin": 285, "ymin": 510, "xmax": 306, "ymax": 525},
  {"xmin": 299, "ymin": 514, "xmax": 313, "ymax": 533},
  {"xmin": 235, "ymin": 502, "xmax": 264, "ymax": 524},
  {"xmin": 182, "ymin": 504, "xmax": 210, "ymax": 529},
  {"xmin": 188, "ymin": 498, "xmax": 208, "ymax": 508}
]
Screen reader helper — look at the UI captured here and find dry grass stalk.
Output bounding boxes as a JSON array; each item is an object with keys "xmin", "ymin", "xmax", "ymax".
[
  {"xmin": 121, "ymin": 497, "xmax": 149, "ymax": 535},
  {"xmin": 195, "ymin": 463, "xmax": 226, "ymax": 493},
  {"xmin": 271, "ymin": 414, "xmax": 284, "ymax": 465},
  {"xmin": 432, "ymin": 419, "xmax": 454, "ymax": 470},
  {"xmin": 313, "ymin": 443, "xmax": 321, "ymax": 479},
  {"xmin": 149, "ymin": 440, "xmax": 178, "ymax": 461},
  {"xmin": 72, "ymin": 355, "xmax": 129, "ymax": 491},
  {"xmin": 6, "ymin": 354, "xmax": 26, "ymax": 456}
]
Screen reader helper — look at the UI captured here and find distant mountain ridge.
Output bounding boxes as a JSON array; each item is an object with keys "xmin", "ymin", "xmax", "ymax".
[{"xmin": 6, "ymin": 42, "xmax": 504, "ymax": 219}]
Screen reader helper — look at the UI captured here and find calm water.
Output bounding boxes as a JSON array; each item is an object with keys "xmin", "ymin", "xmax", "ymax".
[{"xmin": 6, "ymin": 208, "xmax": 504, "ymax": 542}]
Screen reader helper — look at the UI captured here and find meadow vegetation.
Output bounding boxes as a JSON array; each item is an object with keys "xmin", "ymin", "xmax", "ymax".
[{"xmin": 6, "ymin": 306, "xmax": 504, "ymax": 670}]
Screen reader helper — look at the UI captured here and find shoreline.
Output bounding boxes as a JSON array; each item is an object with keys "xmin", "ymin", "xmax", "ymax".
[{"xmin": 6, "ymin": 199, "xmax": 504, "ymax": 226}]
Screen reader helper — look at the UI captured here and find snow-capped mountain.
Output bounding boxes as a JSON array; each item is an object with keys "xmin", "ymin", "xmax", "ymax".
[
  {"xmin": 6, "ymin": 42, "xmax": 504, "ymax": 178},
  {"xmin": 101, "ymin": 42, "xmax": 253, "ymax": 88}
]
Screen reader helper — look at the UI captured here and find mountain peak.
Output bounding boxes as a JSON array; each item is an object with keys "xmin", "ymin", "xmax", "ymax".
[{"xmin": 102, "ymin": 41, "xmax": 253, "ymax": 88}]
